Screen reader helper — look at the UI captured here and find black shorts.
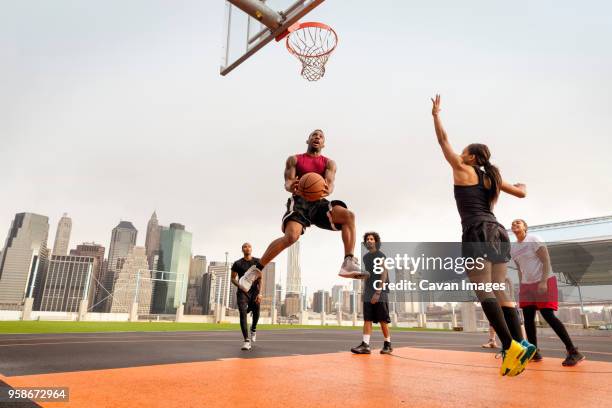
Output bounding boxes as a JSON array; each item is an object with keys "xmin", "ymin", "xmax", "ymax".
[
  {"xmin": 237, "ymin": 290, "xmax": 259, "ymax": 313},
  {"xmin": 363, "ymin": 301, "xmax": 391, "ymax": 324},
  {"xmin": 282, "ymin": 195, "xmax": 347, "ymax": 233},
  {"xmin": 461, "ymin": 221, "xmax": 511, "ymax": 264}
]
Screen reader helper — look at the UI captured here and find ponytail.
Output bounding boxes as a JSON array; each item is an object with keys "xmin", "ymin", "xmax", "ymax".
[{"xmin": 467, "ymin": 143, "xmax": 502, "ymax": 204}]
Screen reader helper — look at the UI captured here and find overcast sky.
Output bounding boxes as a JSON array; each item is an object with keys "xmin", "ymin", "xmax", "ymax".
[{"xmin": 1, "ymin": 0, "xmax": 611, "ymax": 295}]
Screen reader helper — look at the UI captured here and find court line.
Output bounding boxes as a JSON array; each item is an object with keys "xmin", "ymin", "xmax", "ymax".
[{"xmin": 2, "ymin": 338, "xmax": 612, "ymax": 360}]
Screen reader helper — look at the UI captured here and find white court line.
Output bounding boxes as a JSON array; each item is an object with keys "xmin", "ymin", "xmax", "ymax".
[{"xmin": 2, "ymin": 338, "xmax": 612, "ymax": 358}]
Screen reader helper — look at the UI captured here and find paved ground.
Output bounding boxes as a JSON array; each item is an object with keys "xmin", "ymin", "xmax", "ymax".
[
  {"xmin": 1, "ymin": 329, "xmax": 611, "ymax": 407},
  {"xmin": 1, "ymin": 329, "xmax": 611, "ymax": 377}
]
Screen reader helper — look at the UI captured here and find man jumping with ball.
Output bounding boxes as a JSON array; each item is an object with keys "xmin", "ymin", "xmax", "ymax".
[{"xmin": 239, "ymin": 129, "xmax": 365, "ymax": 292}]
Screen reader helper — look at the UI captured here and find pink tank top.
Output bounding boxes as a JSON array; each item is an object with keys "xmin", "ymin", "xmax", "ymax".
[{"xmin": 295, "ymin": 153, "xmax": 328, "ymax": 177}]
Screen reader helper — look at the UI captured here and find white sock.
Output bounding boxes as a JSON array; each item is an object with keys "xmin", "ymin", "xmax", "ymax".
[
  {"xmin": 384, "ymin": 337, "xmax": 391, "ymax": 342},
  {"xmin": 363, "ymin": 334, "xmax": 370, "ymax": 344}
]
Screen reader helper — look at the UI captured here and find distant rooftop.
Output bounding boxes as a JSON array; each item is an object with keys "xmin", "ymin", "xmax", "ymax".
[
  {"xmin": 510, "ymin": 215, "xmax": 612, "ymax": 242},
  {"xmin": 115, "ymin": 221, "xmax": 137, "ymax": 230}
]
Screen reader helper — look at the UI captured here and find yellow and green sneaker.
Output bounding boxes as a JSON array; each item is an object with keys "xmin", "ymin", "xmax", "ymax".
[{"xmin": 499, "ymin": 340, "xmax": 526, "ymax": 376}]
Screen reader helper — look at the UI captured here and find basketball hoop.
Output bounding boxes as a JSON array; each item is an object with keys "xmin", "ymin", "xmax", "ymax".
[{"xmin": 284, "ymin": 22, "xmax": 338, "ymax": 81}]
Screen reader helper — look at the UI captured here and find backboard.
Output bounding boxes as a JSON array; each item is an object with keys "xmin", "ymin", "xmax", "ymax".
[{"xmin": 220, "ymin": 0, "xmax": 326, "ymax": 76}]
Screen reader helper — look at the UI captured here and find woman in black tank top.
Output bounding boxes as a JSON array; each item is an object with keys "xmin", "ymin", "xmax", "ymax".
[{"xmin": 430, "ymin": 95, "xmax": 536, "ymax": 376}]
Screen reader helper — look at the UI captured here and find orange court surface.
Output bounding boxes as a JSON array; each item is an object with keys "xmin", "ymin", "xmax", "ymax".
[{"xmin": 1, "ymin": 329, "xmax": 611, "ymax": 407}]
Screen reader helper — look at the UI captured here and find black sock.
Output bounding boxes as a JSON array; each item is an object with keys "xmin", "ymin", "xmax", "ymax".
[
  {"xmin": 481, "ymin": 298, "xmax": 513, "ymax": 350},
  {"xmin": 502, "ymin": 307, "xmax": 524, "ymax": 342},
  {"xmin": 256, "ymin": 262, "xmax": 264, "ymax": 270},
  {"xmin": 540, "ymin": 308, "xmax": 575, "ymax": 351},
  {"xmin": 522, "ymin": 306, "xmax": 538, "ymax": 347},
  {"xmin": 344, "ymin": 254, "xmax": 353, "ymax": 259}
]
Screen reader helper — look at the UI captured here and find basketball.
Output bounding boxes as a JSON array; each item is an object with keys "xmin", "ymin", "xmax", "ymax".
[{"xmin": 298, "ymin": 172, "xmax": 326, "ymax": 201}]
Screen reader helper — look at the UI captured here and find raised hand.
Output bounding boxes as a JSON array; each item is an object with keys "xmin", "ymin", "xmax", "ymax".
[{"xmin": 431, "ymin": 94, "xmax": 441, "ymax": 116}]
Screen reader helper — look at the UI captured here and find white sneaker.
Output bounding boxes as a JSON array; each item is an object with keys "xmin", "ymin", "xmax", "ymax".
[
  {"xmin": 338, "ymin": 256, "xmax": 368, "ymax": 279},
  {"xmin": 241, "ymin": 340, "xmax": 252, "ymax": 350},
  {"xmin": 238, "ymin": 266, "xmax": 262, "ymax": 292},
  {"xmin": 250, "ymin": 331, "xmax": 257, "ymax": 342}
]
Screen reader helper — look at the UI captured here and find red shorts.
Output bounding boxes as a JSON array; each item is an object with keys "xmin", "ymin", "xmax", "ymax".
[{"xmin": 519, "ymin": 276, "xmax": 558, "ymax": 310}]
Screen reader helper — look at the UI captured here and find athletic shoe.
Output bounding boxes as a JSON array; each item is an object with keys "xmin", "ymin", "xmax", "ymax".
[
  {"xmin": 339, "ymin": 256, "xmax": 367, "ymax": 279},
  {"xmin": 380, "ymin": 341, "xmax": 393, "ymax": 355},
  {"xmin": 509, "ymin": 339, "xmax": 537, "ymax": 376},
  {"xmin": 250, "ymin": 331, "xmax": 257, "ymax": 343},
  {"xmin": 498, "ymin": 340, "xmax": 526, "ymax": 377},
  {"xmin": 481, "ymin": 340, "xmax": 498, "ymax": 349},
  {"xmin": 562, "ymin": 349, "xmax": 585, "ymax": 366},
  {"xmin": 350, "ymin": 341, "xmax": 371, "ymax": 354},
  {"xmin": 241, "ymin": 340, "xmax": 252, "ymax": 351},
  {"xmin": 238, "ymin": 266, "xmax": 262, "ymax": 292},
  {"xmin": 532, "ymin": 350, "xmax": 543, "ymax": 362}
]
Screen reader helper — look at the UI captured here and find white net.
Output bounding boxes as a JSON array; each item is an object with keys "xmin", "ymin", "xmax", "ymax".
[{"xmin": 286, "ymin": 23, "xmax": 338, "ymax": 81}]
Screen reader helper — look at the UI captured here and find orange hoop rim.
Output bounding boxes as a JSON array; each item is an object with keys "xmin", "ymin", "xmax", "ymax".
[{"xmin": 285, "ymin": 22, "xmax": 338, "ymax": 59}]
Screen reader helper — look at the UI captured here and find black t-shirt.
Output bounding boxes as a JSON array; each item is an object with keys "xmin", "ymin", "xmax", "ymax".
[
  {"xmin": 231, "ymin": 257, "xmax": 261, "ymax": 295},
  {"xmin": 363, "ymin": 250, "xmax": 388, "ymax": 300}
]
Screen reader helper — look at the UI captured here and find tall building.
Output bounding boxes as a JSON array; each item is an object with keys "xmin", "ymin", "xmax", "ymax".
[
  {"xmin": 259, "ymin": 262, "xmax": 276, "ymax": 315},
  {"xmin": 208, "ymin": 261, "xmax": 231, "ymax": 308},
  {"xmin": 302, "ymin": 286, "xmax": 308, "ymax": 311},
  {"xmin": 110, "ymin": 246, "xmax": 152, "ymax": 315},
  {"xmin": 154, "ymin": 223, "xmax": 192, "ymax": 313},
  {"xmin": 200, "ymin": 272, "xmax": 216, "ymax": 315},
  {"xmin": 102, "ymin": 221, "xmax": 137, "ymax": 312},
  {"xmin": 70, "ymin": 243, "xmax": 105, "ymax": 311},
  {"xmin": 0, "ymin": 213, "xmax": 49, "ymax": 308},
  {"xmin": 52, "ymin": 213, "xmax": 72, "ymax": 256},
  {"xmin": 342, "ymin": 289, "xmax": 356, "ymax": 314},
  {"xmin": 284, "ymin": 292, "xmax": 301, "ymax": 317},
  {"xmin": 312, "ymin": 290, "xmax": 331, "ymax": 313},
  {"xmin": 39, "ymin": 255, "xmax": 96, "ymax": 312},
  {"xmin": 275, "ymin": 283, "xmax": 283, "ymax": 316},
  {"xmin": 331, "ymin": 284, "xmax": 344, "ymax": 309},
  {"xmin": 144, "ymin": 211, "xmax": 161, "ymax": 270},
  {"xmin": 190, "ymin": 255, "xmax": 208, "ymax": 285},
  {"xmin": 286, "ymin": 242, "xmax": 301, "ymax": 294},
  {"xmin": 107, "ymin": 221, "xmax": 138, "ymax": 274}
]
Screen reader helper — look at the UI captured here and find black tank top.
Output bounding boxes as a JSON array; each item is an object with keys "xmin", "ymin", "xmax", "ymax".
[{"xmin": 454, "ymin": 167, "xmax": 497, "ymax": 228}]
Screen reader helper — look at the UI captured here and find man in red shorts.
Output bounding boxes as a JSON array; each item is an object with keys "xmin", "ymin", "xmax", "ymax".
[{"xmin": 510, "ymin": 219, "xmax": 585, "ymax": 366}]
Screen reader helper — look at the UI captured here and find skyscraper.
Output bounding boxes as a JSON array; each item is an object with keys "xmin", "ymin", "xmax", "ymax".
[
  {"xmin": 103, "ymin": 221, "xmax": 137, "ymax": 312},
  {"xmin": 155, "ymin": 223, "xmax": 192, "ymax": 313},
  {"xmin": 0, "ymin": 213, "xmax": 49, "ymax": 308},
  {"xmin": 200, "ymin": 272, "xmax": 216, "ymax": 315},
  {"xmin": 52, "ymin": 213, "xmax": 72, "ymax": 256},
  {"xmin": 331, "ymin": 284, "xmax": 344, "ymax": 309},
  {"xmin": 275, "ymin": 283, "xmax": 283, "ymax": 316},
  {"xmin": 260, "ymin": 262, "xmax": 276, "ymax": 315},
  {"xmin": 189, "ymin": 255, "xmax": 207, "ymax": 285},
  {"xmin": 207, "ymin": 261, "xmax": 231, "ymax": 308},
  {"xmin": 312, "ymin": 290, "xmax": 331, "ymax": 313},
  {"xmin": 286, "ymin": 242, "xmax": 301, "ymax": 294},
  {"xmin": 110, "ymin": 246, "xmax": 152, "ymax": 315},
  {"xmin": 70, "ymin": 243, "xmax": 105, "ymax": 310},
  {"xmin": 107, "ymin": 221, "xmax": 138, "ymax": 274},
  {"xmin": 39, "ymin": 255, "xmax": 95, "ymax": 312},
  {"xmin": 144, "ymin": 211, "xmax": 161, "ymax": 270}
]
